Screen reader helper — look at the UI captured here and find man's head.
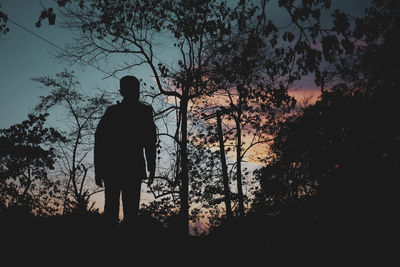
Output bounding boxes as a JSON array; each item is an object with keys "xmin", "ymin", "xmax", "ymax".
[{"xmin": 119, "ymin": 75, "xmax": 140, "ymax": 101}]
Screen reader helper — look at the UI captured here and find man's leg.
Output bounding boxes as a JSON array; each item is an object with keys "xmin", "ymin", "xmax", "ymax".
[
  {"xmin": 104, "ymin": 180, "xmax": 122, "ymax": 230},
  {"xmin": 121, "ymin": 178, "xmax": 141, "ymax": 226}
]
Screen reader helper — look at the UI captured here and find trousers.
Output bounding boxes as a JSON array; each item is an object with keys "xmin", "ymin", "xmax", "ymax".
[{"xmin": 104, "ymin": 177, "xmax": 142, "ymax": 227}]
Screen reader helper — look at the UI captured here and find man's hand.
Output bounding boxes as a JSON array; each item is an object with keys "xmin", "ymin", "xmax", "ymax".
[
  {"xmin": 95, "ymin": 176, "xmax": 103, "ymax": 187},
  {"xmin": 147, "ymin": 171, "xmax": 155, "ymax": 186}
]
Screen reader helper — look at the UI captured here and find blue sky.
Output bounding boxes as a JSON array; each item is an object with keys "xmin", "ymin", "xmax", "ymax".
[
  {"xmin": 0, "ymin": 0, "xmax": 154, "ymax": 129},
  {"xmin": 0, "ymin": 1, "xmax": 107, "ymax": 128}
]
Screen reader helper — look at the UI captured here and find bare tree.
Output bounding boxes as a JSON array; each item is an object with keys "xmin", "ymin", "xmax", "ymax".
[{"xmin": 33, "ymin": 71, "xmax": 113, "ymax": 213}]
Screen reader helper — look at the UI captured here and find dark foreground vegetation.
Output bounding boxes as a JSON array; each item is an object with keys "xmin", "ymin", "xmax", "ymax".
[{"xmin": 1, "ymin": 189, "xmax": 394, "ymax": 265}]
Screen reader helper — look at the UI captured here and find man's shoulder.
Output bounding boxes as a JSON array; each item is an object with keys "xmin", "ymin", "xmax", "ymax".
[
  {"xmin": 105, "ymin": 102, "xmax": 123, "ymax": 113},
  {"xmin": 105, "ymin": 101, "xmax": 153, "ymax": 116},
  {"xmin": 138, "ymin": 101, "xmax": 154, "ymax": 114}
]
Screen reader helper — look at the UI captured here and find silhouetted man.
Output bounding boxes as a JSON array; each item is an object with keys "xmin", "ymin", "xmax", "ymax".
[{"xmin": 94, "ymin": 75, "xmax": 156, "ymax": 229}]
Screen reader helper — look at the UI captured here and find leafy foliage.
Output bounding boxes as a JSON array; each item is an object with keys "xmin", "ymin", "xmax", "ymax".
[
  {"xmin": 0, "ymin": 113, "xmax": 65, "ymax": 215},
  {"xmin": 253, "ymin": 1, "xmax": 399, "ymax": 245}
]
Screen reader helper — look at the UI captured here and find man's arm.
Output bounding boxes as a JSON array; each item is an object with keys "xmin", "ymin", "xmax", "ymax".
[
  {"xmin": 94, "ymin": 107, "xmax": 111, "ymax": 187},
  {"xmin": 144, "ymin": 106, "xmax": 157, "ymax": 185}
]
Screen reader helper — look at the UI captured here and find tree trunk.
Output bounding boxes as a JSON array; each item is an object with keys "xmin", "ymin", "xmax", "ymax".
[
  {"xmin": 235, "ymin": 116, "xmax": 245, "ymax": 217},
  {"xmin": 216, "ymin": 111, "xmax": 233, "ymax": 220},
  {"xmin": 179, "ymin": 96, "xmax": 189, "ymax": 236}
]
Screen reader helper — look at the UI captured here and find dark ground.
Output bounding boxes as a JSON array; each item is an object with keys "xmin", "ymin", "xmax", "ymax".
[{"xmin": 1, "ymin": 209, "xmax": 394, "ymax": 266}]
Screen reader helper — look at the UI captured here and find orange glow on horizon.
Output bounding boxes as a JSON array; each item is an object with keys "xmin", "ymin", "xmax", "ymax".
[
  {"xmin": 161, "ymin": 86, "xmax": 321, "ymax": 164},
  {"xmin": 288, "ymin": 88, "xmax": 321, "ymax": 106}
]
